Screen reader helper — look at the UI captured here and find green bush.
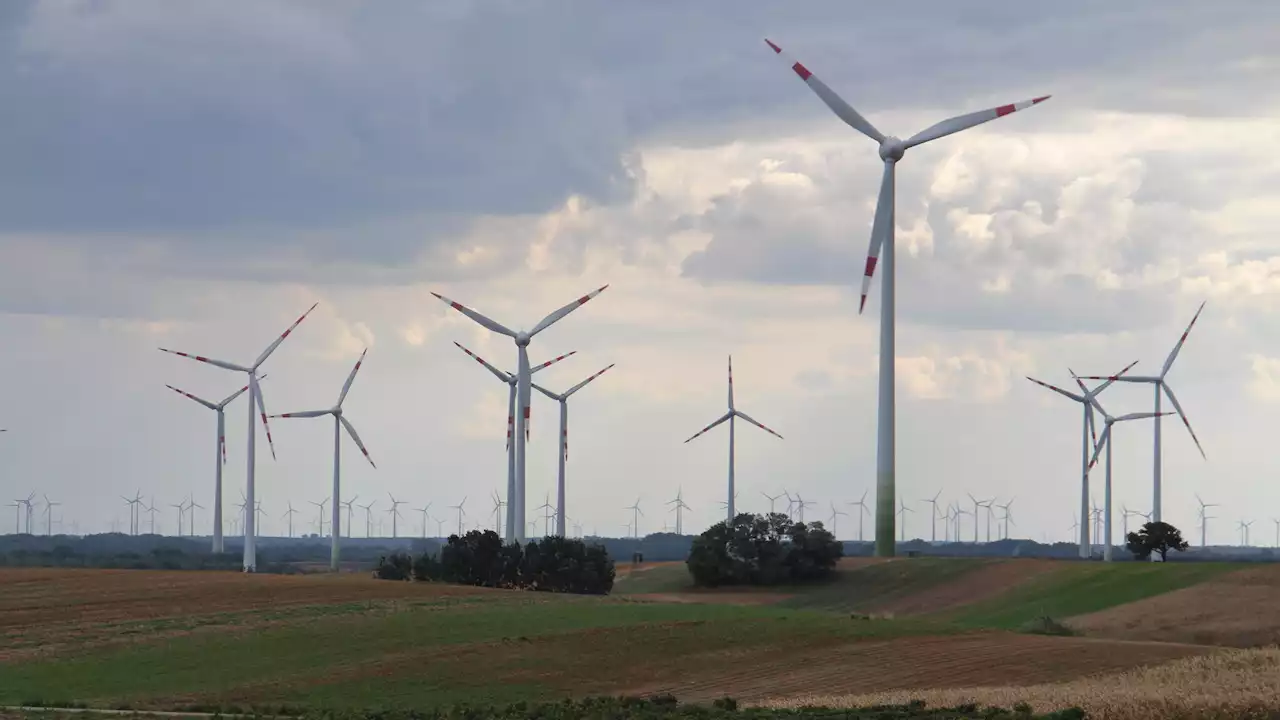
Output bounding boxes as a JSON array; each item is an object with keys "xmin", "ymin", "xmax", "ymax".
[
  {"xmin": 1019, "ymin": 615, "xmax": 1076, "ymax": 637},
  {"xmin": 403, "ymin": 530, "xmax": 615, "ymax": 595},
  {"xmin": 686, "ymin": 513, "xmax": 844, "ymax": 587},
  {"xmin": 374, "ymin": 552, "xmax": 412, "ymax": 580}
]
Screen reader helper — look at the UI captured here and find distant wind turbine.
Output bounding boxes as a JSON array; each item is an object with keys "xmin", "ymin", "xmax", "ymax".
[
  {"xmin": 532, "ymin": 363, "xmax": 615, "ymax": 537},
  {"xmin": 922, "ymin": 490, "xmax": 942, "ymax": 543},
  {"xmin": 451, "ymin": 497, "xmax": 467, "ymax": 536},
  {"xmin": 847, "ymin": 491, "xmax": 870, "ymax": 542},
  {"xmin": 667, "ymin": 488, "xmax": 691, "ymax": 535},
  {"xmin": 387, "ymin": 494, "xmax": 406, "ymax": 539},
  {"xmin": 684, "ymin": 356, "xmax": 783, "ymax": 523},
  {"xmin": 626, "ymin": 498, "xmax": 643, "ymax": 539},
  {"xmin": 828, "ymin": 502, "xmax": 848, "ymax": 538}
]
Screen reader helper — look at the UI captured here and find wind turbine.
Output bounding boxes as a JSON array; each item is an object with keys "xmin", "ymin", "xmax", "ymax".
[
  {"xmin": 685, "ymin": 356, "xmax": 784, "ymax": 523},
  {"xmin": 43, "ymin": 495, "xmax": 61, "ymax": 536},
  {"xmin": 1239, "ymin": 519, "xmax": 1253, "ymax": 547},
  {"xmin": 922, "ymin": 490, "xmax": 943, "ymax": 543},
  {"xmin": 269, "ymin": 349, "xmax": 376, "ymax": 571},
  {"xmin": 1195, "ymin": 494, "xmax": 1217, "ymax": 547},
  {"xmin": 435, "ymin": 516, "xmax": 446, "ymax": 537},
  {"xmin": 532, "ymin": 363, "xmax": 615, "ymax": 536},
  {"xmin": 626, "ymin": 498, "xmax": 643, "ymax": 539},
  {"xmin": 159, "ymin": 302, "xmax": 318, "ymax": 571},
  {"xmin": 996, "ymin": 497, "xmax": 1016, "ymax": 541},
  {"xmin": 387, "ymin": 494, "xmax": 406, "ymax": 539},
  {"xmin": 1272, "ymin": 518, "xmax": 1279, "ymax": 549},
  {"xmin": 340, "ymin": 496, "xmax": 358, "ymax": 539},
  {"xmin": 170, "ymin": 500, "xmax": 186, "ymax": 536},
  {"xmin": 1068, "ymin": 514, "xmax": 1080, "ymax": 543},
  {"xmin": 189, "ymin": 497, "xmax": 204, "ymax": 537},
  {"xmin": 451, "ymin": 342, "xmax": 576, "ymax": 542},
  {"xmin": 434, "ymin": 286, "xmax": 608, "ymax": 544},
  {"xmin": 489, "ymin": 493, "xmax": 503, "ymax": 534},
  {"xmin": 451, "ymin": 497, "xmax": 467, "ymax": 537},
  {"xmin": 254, "ymin": 500, "xmax": 267, "ymax": 537},
  {"xmin": 422, "ymin": 502, "xmax": 435, "ymax": 538},
  {"xmin": 766, "ymin": 38, "xmax": 1049, "ymax": 556},
  {"xmin": 360, "ymin": 499, "xmax": 377, "ymax": 537},
  {"xmin": 1027, "ymin": 362, "xmax": 1138, "ymax": 557},
  {"xmin": 1077, "ymin": 303, "xmax": 1207, "ymax": 522},
  {"xmin": 1079, "ymin": 373, "xmax": 1172, "ymax": 562},
  {"xmin": 164, "ymin": 377, "xmax": 262, "ymax": 552},
  {"xmin": 121, "ymin": 492, "xmax": 142, "ymax": 536},
  {"xmin": 717, "ymin": 491, "xmax": 741, "ymax": 515},
  {"xmin": 310, "ymin": 497, "xmax": 329, "ymax": 537},
  {"xmin": 761, "ymin": 491, "xmax": 783, "ymax": 515},
  {"xmin": 667, "ymin": 488, "xmax": 691, "ymax": 535},
  {"xmin": 967, "ymin": 494, "xmax": 991, "ymax": 544},
  {"xmin": 896, "ymin": 498, "xmax": 913, "ymax": 542},
  {"xmin": 282, "ymin": 501, "xmax": 298, "ymax": 538},
  {"xmin": 793, "ymin": 493, "xmax": 815, "ymax": 524},
  {"xmin": 537, "ymin": 492, "xmax": 555, "ymax": 537},
  {"xmin": 847, "ymin": 490, "xmax": 870, "ymax": 542},
  {"xmin": 828, "ymin": 501, "xmax": 848, "ymax": 538}
]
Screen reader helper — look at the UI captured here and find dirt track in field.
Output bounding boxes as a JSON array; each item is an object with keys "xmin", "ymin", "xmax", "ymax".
[
  {"xmin": 874, "ymin": 559, "xmax": 1061, "ymax": 616},
  {"xmin": 1069, "ymin": 565, "xmax": 1280, "ymax": 647},
  {"xmin": 622, "ymin": 632, "xmax": 1217, "ymax": 704}
]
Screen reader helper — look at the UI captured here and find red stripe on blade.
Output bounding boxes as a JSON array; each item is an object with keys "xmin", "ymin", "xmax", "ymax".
[{"xmin": 792, "ymin": 62, "xmax": 811, "ymax": 80}]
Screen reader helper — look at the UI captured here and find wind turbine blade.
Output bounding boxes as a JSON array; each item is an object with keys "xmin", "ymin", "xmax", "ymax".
[
  {"xmin": 253, "ymin": 303, "xmax": 319, "ymax": 369},
  {"xmin": 158, "ymin": 349, "xmax": 250, "ymax": 373},
  {"xmin": 1160, "ymin": 384, "xmax": 1206, "ymax": 459},
  {"xmin": 529, "ymin": 286, "xmax": 609, "ymax": 337},
  {"xmin": 683, "ymin": 411, "xmax": 733, "ymax": 443},
  {"xmin": 1085, "ymin": 405, "xmax": 1100, "ymax": 466},
  {"xmin": 727, "ymin": 356, "xmax": 735, "ymax": 410},
  {"xmin": 1116, "ymin": 411, "xmax": 1174, "ymax": 422},
  {"xmin": 432, "ymin": 293, "xmax": 516, "ymax": 337},
  {"xmin": 530, "ymin": 381, "xmax": 559, "ymax": 401},
  {"xmin": 1088, "ymin": 425, "xmax": 1111, "ymax": 470},
  {"xmin": 903, "ymin": 96, "xmax": 1050, "ymax": 150},
  {"xmin": 564, "ymin": 364, "xmax": 615, "ymax": 397},
  {"xmin": 734, "ymin": 410, "xmax": 784, "ymax": 439},
  {"xmin": 252, "ymin": 380, "xmax": 277, "ymax": 461},
  {"xmin": 337, "ymin": 348, "xmax": 368, "ymax": 406},
  {"xmin": 531, "ymin": 350, "xmax": 578, "ymax": 375},
  {"xmin": 1162, "ymin": 301, "xmax": 1206, "ymax": 378},
  {"xmin": 453, "ymin": 341, "xmax": 513, "ymax": 383},
  {"xmin": 270, "ymin": 409, "xmax": 330, "ymax": 419},
  {"xmin": 1025, "ymin": 376, "xmax": 1085, "ymax": 403},
  {"xmin": 164, "ymin": 384, "xmax": 219, "ymax": 411},
  {"xmin": 339, "ymin": 415, "xmax": 375, "ymax": 468},
  {"xmin": 216, "ymin": 379, "xmax": 258, "ymax": 408},
  {"xmin": 518, "ymin": 346, "xmax": 533, "ymax": 439},
  {"xmin": 1085, "ymin": 360, "xmax": 1141, "ymax": 396},
  {"xmin": 764, "ymin": 39, "xmax": 884, "ymax": 143},
  {"xmin": 860, "ymin": 161, "xmax": 894, "ymax": 314}
]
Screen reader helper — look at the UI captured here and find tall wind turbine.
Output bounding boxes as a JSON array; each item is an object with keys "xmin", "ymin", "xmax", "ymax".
[
  {"xmin": 1195, "ymin": 494, "xmax": 1217, "ymax": 547},
  {"xmin": 282, "ymin": 501, "xmax": 298, "ymax": 538},
  {"xmin": 159, "ymin": 303, "xmax": 318, "ymax": 571},
  {"xmin": 761, "ymin": 491, "xmax": 783, "ymax": 515},
  {"xmin": 451, "ymin": 497, "xmax": 467, "ymax": 536},
  {"xmin": 170, "ymin": 500, "xmax": 186, "ymax": 536},
  {"xmin": 451, "ymin": 342, "xmax": 576, "ymax": 543},
  {"xmin": 828, "ymin": 502, "xmax": 848, "ymax": 538},
  {"xmin": 1080, "ymin": 374, "xmax": 1171, "ymax": 563},
  {"xmin": 433, "ymin": 287, "xmax": 608, "ymax": 544},
  {"xmin": 996, "ymin": 498, "xmax": 1016, "ymax": 540},
  {"xmin": 43, "ymin": 495, "xmax": 60, "ymax": 536},
  {"xmin": 269, "ymin": 349, "xmax": 376, "ymax": 571},
  {"xmin": 847, "ymin": 490, "xmax": 870, "ymax": 542},
  {"xmin": 626, "ymin": 498, "xmax": 643, "ymax": 539},
  {"xmin": 532, "ymin": 363, "xmax": 615, "ymax": 536},
  {"xmin": 310, "ymin": 497, "xmax": 329, "ymax": 537},
  {"xmin": 967, "ymin": 494, "xmax": 991, "ymax": 544},
  {"xmin": 537, "ymin": 493, "xmax": 555, "ymax": 537},
  {"xmin": 896, "ymin": 498, "xmax": 913, "ymax": 542},
  {"xmin": 1078, "ymin": 303, "xmax": 1207, "ymax": 522},
  {"xmin": 340, "ymin": 496, "xmax": 358, "ymax": 538},
  {"xmin": 360, "ymin": 499, "xmax": 377, "ymax": 537},
  {"xmin": 684, "ymin": 356, "xmax": 784, "ymax": 522},
  {"xmin": 1239, "ymin": 519, "xmax": 1253, "ymax": 547},
  {"xmin": 422, "ymin": 501, "xmax": 435, "ymax": 538},
  {"xmin": 1026, "ymin": 362, "xmax": 1137, "ymax": 557},
  {"xmin": 489, "ymin": 494, "xmax": 502, "ymax": 534},
  {"xmin": 765, "ymin": 39, "xmax": 1050, "ymax": 557},
  {"xmin": 164, "ymin": 377, "xmax": 262, "ymax": 552}
]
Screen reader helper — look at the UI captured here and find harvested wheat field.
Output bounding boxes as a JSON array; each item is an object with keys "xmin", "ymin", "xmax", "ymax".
[
  {"xmin": 1069, "ymin": 565, "xmax": 1280, "ymax": 647},
  {"xmin": 760, "ymin": 646, "xmax": 1280, "ymax": 720},
  {"xmin": 626, "ymin": 632, "xmax": 1213, "ymax": 704}
]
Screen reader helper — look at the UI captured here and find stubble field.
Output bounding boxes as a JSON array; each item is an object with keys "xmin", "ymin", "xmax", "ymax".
[{"xmin": 0, "ymin": 560, "xmax": 1273, "ymax": 717}]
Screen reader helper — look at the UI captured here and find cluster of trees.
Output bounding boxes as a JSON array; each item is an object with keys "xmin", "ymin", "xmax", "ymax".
[
  {"xmin": 686, "ymin": 512, "xmax": 843, "ymax": 587},
  {"xmin": 375, "ymin": 529, "xmax": 615, "ymax": 594}
]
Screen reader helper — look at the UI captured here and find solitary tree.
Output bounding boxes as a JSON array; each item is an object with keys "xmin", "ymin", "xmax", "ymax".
[{"xmin": 1126, "ymin": 521, "xmax": 1189, "ymax": 561}]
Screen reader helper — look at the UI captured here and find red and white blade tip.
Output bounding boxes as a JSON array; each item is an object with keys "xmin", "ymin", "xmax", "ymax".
[{"xmin": 995, "ymin": 96, "xmax": 1052, "ymax": 117}]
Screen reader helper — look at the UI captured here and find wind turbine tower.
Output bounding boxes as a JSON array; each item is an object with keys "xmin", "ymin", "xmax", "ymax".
[
  {"xmin": 387, "ymin": 494, "xmax": 406, "ymax": 539},
  {"xmin": 532, "ymin": 363, "xmax": 615, "ymax": 536}
]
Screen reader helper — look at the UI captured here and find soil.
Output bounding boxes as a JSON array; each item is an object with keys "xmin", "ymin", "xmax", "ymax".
[
  {"xmin": 872, "ymin": 559, "xmax": 1061, "ymax": 616},
  {"xmin": 621, "ymin": 632, "xmax": 1216, "ymax": 704},
  {"xmin": 1068, "ymin": 565, "xmax": 1280, "ymax": 647}
]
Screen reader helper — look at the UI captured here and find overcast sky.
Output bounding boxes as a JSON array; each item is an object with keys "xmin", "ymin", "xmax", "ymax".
[{"xmin": 2, "ymin": 0, "xmax": 1278, "ymax": 545}]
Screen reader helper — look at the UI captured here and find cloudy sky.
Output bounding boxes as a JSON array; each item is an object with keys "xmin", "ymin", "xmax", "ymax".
[{"xmin": 2, "ymin": 0, "xmax": 1278, "ymax": 546}]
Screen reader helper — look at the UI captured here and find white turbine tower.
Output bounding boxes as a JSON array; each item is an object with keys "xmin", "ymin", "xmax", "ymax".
[
  {"xmin": 765, "ymin": 38, "xmax": 1049, "ymax": 556},
  {"xmin": 164, "ymin": 378, "xmax": 262, "ymax": 552},
  {"xmin": 667, "ymin": 488, "xmax": 690, "ymax": 535},
  {"xmin": 451, "ymin": 497, "xmax": 467, "ymax": 537},
  {"xmin": 922, "ymin": 490, "xmax": 942, "ymax": 543},
  {"xmin": 451, "ymin": 341, "xmax": 576, "ymax": 542},
  {"xmin": 159, "ymin": 303, "xmax": 318, "ymax": 571},
  {"xmin": 340, "ymin": 496, "xmax": 358, "ymax": 538},
  {"xmin": 626, "ymin": 498, "xmax": 644, "ymax": 539},
  {"xmin": 360, "ymin": 499, "xmax": 377, "ymax": 537},
  {"xmin": 847, "ymin": 491, "xmax": 870, "ymax": 542},
  {"xmin": 531, "ymin": 362, "xmax": 615, "ymax": 537},
  {"xmin": 269, "ymin": 348, "xmax": 376, "ymax": 571},
  {"xmin": 387, "ymin": 494, "xmax": 406, "ymax": 539},
  {"xmin": 282, "ymin": 501, "xmax": 298, "ymax": 538},
  {"xmin": 1195, "ymin": 494, "xmax": 1217, "ymax": 547},
  {"xmin": 997, "ymin": 498, "xmax": 1016, "ymax": 541},
  {"xmin": 1079, "ymin": 373, "xmax": 1172, "ymax": 563},
  {"xmin": 828, "ymin": 502, "xmax": 848, "ymax": 538},
  {"xmin": 1078, "ymin": 303, "xmax": 1207, "ymax": 522},
  {"xmin": 310, "ymin": 497, "xmax": 329, "ymax": 537},
  {"xmin": 434, "ymin": 287, "xmax": 607, "ymax": 544},
  {"xmin": 684, "ymin": 356, "xmax": 784, "ymax": 522},
  {"xmin": 1026, "ymin": 362, "xmax": 1137, "ymax": 557}
]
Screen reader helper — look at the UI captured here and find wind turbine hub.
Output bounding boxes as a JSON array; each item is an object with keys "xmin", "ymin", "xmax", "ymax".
[
  {"xmin": 515, "ymin": 332, "xmax": 531, "ymax": 346},
  {"xmin": 878, "ymin": 136, "xmax": 905, "ymax": 162}
]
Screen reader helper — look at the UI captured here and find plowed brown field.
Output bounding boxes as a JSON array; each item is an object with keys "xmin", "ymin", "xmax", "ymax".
[
  {"xmin": 877, "ymin": 558, "xmax": 1060, "ymax": 616},
  {"xmin": 1069, "ymin": 565, "xmax": 1280, "ymax": 647},
  {"xmin": 623, "ymin": 632, "xmax": 1215, "ymax": 703}
]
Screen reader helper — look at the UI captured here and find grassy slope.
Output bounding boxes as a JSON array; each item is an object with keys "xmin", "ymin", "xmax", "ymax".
[
  {"xmin": 945, "ymin": 561, "xmax": 1246, "ymax": 629},
  {"xmin": 779, "ymin": 558, "xmax": 993, "ymax": 613},
  {"xmin": 0, "ymin": 595, "xmax": 945, "ymax": 710}
]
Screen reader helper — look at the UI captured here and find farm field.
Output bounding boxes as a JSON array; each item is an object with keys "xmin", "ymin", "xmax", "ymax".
[{"xmin": 0, "ymin": 560, "xmax": 1275, "ymax": 715}]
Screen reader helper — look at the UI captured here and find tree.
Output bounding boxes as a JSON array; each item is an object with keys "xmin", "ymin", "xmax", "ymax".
[
  {"xmin": 1126, "ymin": 521, "xmax": 1189, "ymax": 561},
  {"xmin": 687, "ymin": 512, "xmax": 843, "ymax": 587}
]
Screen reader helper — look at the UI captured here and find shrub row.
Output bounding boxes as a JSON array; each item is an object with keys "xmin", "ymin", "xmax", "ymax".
[{"xmin": 687, "ymin": 513, "xmax": 844, "ymax": 587}]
